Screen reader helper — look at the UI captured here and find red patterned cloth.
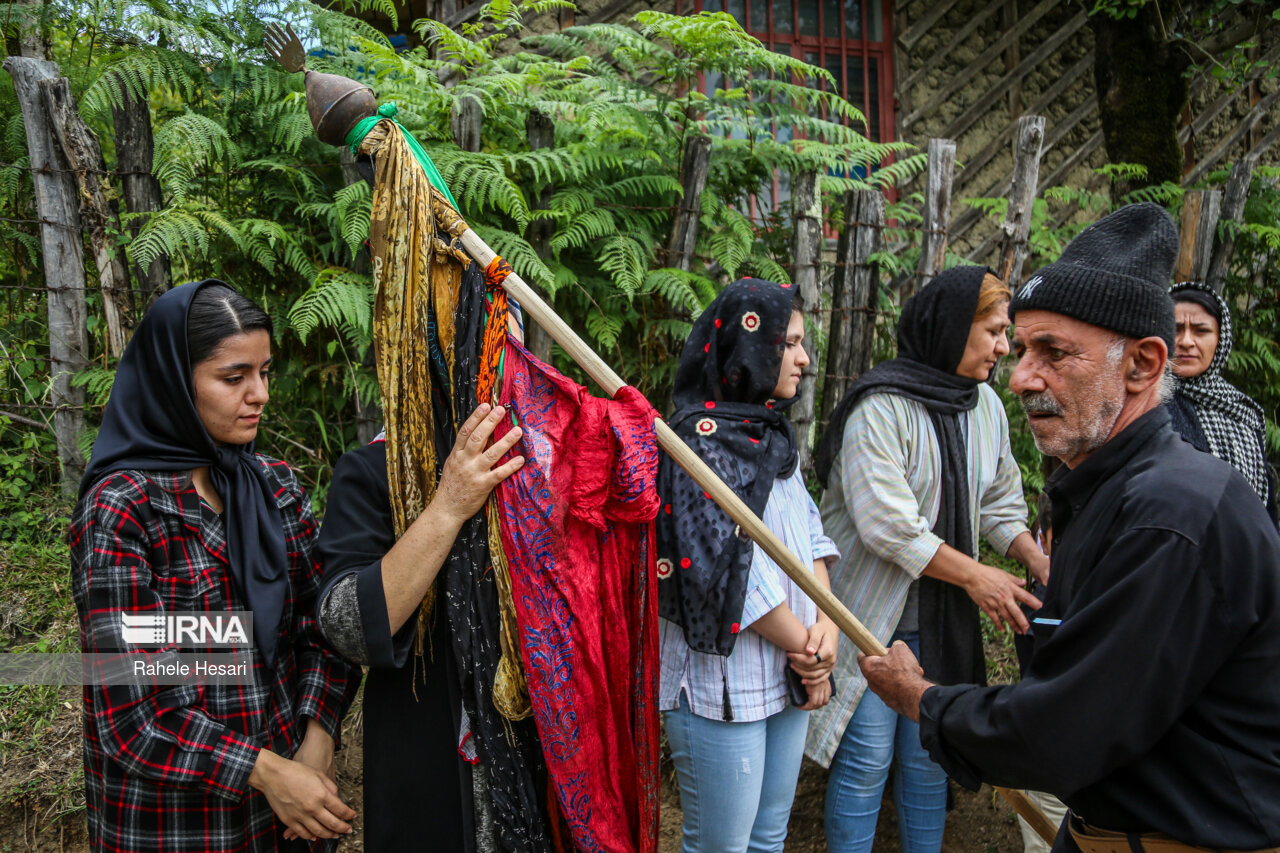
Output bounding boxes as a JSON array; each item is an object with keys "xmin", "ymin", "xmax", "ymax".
[{"xmin": 494, "ymin": 340, "xmax": 661, "ymax": 853}]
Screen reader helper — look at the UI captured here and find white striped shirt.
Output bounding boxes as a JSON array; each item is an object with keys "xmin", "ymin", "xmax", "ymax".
[
  {"xmin": 659, "ymin": 468, "xmax": 840, "ymax": 722},
  {"xmin": 804, "ymin": 383, "xmax": 1029, "ymax": 766}
]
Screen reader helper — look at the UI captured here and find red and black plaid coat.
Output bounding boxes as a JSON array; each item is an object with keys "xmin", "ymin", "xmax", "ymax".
[{"xmin": 69, "ymin": 457, "xmax": 360, "ymax": 853}]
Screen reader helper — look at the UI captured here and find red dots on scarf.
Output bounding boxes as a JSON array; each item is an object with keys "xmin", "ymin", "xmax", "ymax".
[
  {"xmin": 705, "ymin": 401, "xmax": 716, "ymax": 409},
  {"xmin": 749, "ymin": 437, "xmax": 760, "ymax": 443},
  {"xmin": 664, "ymin": 504, "xmax": 672, "ymax": 515},
  {"xmin": 780, "ymin": 282, "xmax": 791, "ymax": 288},
  {"xmin": 680, "ymin": 557, "xmax": 692, "ymax": 569},
  {"xmin": 704, "ymin": 343, "xmax": 710, "ymax": 353},
  {"xmin": 714, "ymin": 318, "xmax": 722, "ymax": 328},
  {"xmin": 730, "ymin": 622, "xmax": 741, "ymax": 634},
  {"xmin": 703, "ymin": 491, "xmax": 711, "ymax": 500}
]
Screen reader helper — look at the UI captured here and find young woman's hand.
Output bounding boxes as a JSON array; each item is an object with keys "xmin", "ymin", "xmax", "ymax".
[
  {"xmin": 434, "ymin": 404, "xmax": 525, "ymax": 525},
  {"xmin": 797, "ymin": 676, "xmax": 832, "ymax": 710},
  {"xmin": 281, "ymin": 720, "xmax": 339, "ymax": 840},
  {"xmin": 250, "ymin": 749, "xmax": 355, "ymax": 841},
  {"xmin": 291, "ymin": 718, "xmax": 336, "ymax": 780},
  {"xmin": 787, "ymin": 617, "xmax": 837, "ymax": 684}
]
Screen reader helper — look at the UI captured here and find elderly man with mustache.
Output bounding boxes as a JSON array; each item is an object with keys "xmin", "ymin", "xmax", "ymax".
[{"xmin": 858, "ymin": 203, "xmax": 1280, "ymax": 853}]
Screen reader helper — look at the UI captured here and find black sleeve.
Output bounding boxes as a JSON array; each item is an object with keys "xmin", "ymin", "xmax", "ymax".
[
  {"xmin": 918, "ymin": 523, "xmax": 1239, "ymax": 796},
  {"xmin": 317, "ymin": 444, "xmax": 418, "ymax": 668}
]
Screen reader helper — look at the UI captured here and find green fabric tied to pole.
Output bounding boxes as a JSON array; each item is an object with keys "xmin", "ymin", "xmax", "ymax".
[{"xmin": 346, "ymin": 102, "xmax": 460, "ymax": 211}]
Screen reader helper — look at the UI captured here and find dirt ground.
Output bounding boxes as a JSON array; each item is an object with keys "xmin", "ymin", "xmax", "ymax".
[{"xmin": 2, "ymin": 686, "xmax": 1025, "ymax": 853}]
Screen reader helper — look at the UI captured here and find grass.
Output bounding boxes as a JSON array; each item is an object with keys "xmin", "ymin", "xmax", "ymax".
[{"xmin": 0, "ymin": 488, "xmax": 86, "ymax": 824}]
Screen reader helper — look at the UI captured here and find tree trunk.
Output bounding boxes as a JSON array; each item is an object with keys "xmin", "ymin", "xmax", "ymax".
[
  {"xmin": 666, "ymin": 134, "xmax": 712, "ymax": 272},
  {"xmin": 524, "ymin": 109, "xmax": 555, "ymax": 364},
  {"xmin": 1091, "ymin": 8, "xmax": 1189, "ymax": 191},
  {"xmin": 5, "ymin": 56, "xmax": 89, "ymax": 494},
  {"xmin": 42, "ymin": 76, "xmax": 134, "ymax": 356},
  {"xmin": 790, "ymin": 170, "xmax": 821, "ymax": 476},
  {"xmin": 112, "ymin": 87, "xmax": 170, "ymax": 305}
]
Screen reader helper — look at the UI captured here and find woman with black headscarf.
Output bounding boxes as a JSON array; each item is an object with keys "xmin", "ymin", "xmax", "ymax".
[
  {"xmin": 657, "ymin": 278, "xmax": 840, "ymax": 852},
  {"xmin": 1168, "ymin": 281, "xmax": 1276, "ymax": 522},
  {"xmin": 804, "ymin": 267, "xmax": 1047, "ymax": 853},
  {"xmin": 70, "ymin": 281, "xmax": 359, "ymax": 852}
]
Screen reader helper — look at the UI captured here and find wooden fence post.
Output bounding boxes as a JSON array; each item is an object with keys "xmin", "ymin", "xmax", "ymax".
[
  {"xmin": 791, "ymin": 170, "xmax": 822, "ymax": 475},
  {"xmin": 338, "ymin": 147, "xmax": 382, "ymax": 447},
  {"xmin": 914, "ymin": 138, "xmax": 955, "ymax": 297},
  {"xmin": 820, "ymin": 189, "xmax": 883, "ymax": 464},
  {"xmin": 1175, "ymin": 189, "xmax": 1222, "ymax": 284},
  {"xmin": 42, "ymin": 76, "xmax": 134, "ymax": 357},
  {"xmin": 997, "ymin": 115, "xmax": 1044, "ymax": 288},
  {"xmin": 1205, "ymin": 155, "xmax": 1258, "ymax": 294},
  {"xmin": 451, "ymin": 94, "xmax": 482, "ymax": 153},
  {"xmin": 667, "ymin": 134, "xmax": 711, "ymax": 272},
  {"xmin": 5, "ymin": 56, "xmax": 89, "ymax": 494},
  {"xmin": 524, "ymin": 109, "xmax": 556, "ymax": 363},
  {"xmin": 112, "ymin": 87, "xmax": 170, "ymax": 304}
]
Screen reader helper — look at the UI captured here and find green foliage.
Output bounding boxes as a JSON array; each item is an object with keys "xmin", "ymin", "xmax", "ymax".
[{"xmin": 0, "ymin": 0, "xmax": 907, "ymax": 510}]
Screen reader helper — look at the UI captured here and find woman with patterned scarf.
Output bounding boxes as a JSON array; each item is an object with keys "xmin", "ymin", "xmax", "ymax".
[
  {"xmin": 657, "ymin": 278, "xmax": 840, "ymax": 853},
  {"xmin": 1168, "ymin": 281, "xmax": 1277, "ymax": 523}
]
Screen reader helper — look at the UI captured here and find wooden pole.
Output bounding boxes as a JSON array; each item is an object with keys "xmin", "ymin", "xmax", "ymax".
[
  {"xmin": 41, "ymin": 75, "xmax": 134, "ymax": 357},
  {"xmin": 5, "ymin": 56, "xmax": 88, "ymax": 494},
  {"xmin": 1174, "ymin": 189, "xmax": 1222, "ymax": 284},
  {"xmin": 914, "ymin": 138, "xmax": 955, "ymax": 298},
  {"xmin": 790, "ymin": 170, "xmax": 822, "ymax": 476},
  {"xmin": 997, "ymin": 115, "xmax": 1045, "ymax": 288},
  {"xmin": 1205, "ymin": 155, "xmax": 1258, "ymax": 295},
  {"xmin": 820, "ymin": 189, "xmax": 882, "ymax": 447}
]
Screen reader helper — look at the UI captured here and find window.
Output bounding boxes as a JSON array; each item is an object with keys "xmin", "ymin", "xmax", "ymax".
[{"xmin": 683, "ymin": 0, "xmax": 895, "ymax": 217}]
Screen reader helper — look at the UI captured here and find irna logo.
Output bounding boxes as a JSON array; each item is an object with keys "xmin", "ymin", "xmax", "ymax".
[{"xmin": 120, "ymin": 612, "xmax": 251, "ymax": 648}]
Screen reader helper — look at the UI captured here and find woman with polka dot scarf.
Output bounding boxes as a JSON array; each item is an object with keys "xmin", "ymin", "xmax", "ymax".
[{"xmin": 655, "ymin": 278, "xmax": 840, "ymax": 853}]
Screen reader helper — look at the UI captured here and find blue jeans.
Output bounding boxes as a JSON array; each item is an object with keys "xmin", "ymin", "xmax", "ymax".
[
  {"xmin": 825, "ymin": 632, "xmax": 948, "ymax": 853},
  {"xmin": 663, "ymin": 693, "xmax": 810, "ymax": 853}
]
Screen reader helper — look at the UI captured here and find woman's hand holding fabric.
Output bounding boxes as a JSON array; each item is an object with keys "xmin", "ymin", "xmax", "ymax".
[
  {"xmin": 250, "ymin": 748, "xmax": 355, "ymax": 841},
  {"xmin": 435, "ymin": 403, "xmax": 525, "ymax": 526}
]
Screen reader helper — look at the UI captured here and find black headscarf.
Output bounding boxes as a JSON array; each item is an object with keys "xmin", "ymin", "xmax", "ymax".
[
  {"xmin": 657, "ymin": 278, "xmax": 799, "ymax": 663},
  {"xmin": 814, "ymin": 265, "xmax": 992, "ymax": 686},
  {"xmin": 78, "ymin": 280, "xmax": 289, "ymax": 667}
]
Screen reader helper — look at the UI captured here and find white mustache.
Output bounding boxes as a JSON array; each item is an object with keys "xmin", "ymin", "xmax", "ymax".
[{"xmin": 1020, "ymin": 392, "xmax": 1064, "ymax": 417}]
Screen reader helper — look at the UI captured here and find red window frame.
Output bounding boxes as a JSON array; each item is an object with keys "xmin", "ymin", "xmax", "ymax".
[{"xmin": 679, "ymin": 0, "xmax": 896, "ymax": 223}]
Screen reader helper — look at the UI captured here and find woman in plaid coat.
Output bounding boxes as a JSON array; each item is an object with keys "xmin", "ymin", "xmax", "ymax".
[{"xmin": 69, "ymin": 281, "xmax": 360, "ymax": 852}]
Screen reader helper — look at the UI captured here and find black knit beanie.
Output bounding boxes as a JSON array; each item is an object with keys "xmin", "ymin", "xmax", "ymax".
[{"xmin": 1010, "ymin": 202, "xmax": 1178, "ymax": 349}]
